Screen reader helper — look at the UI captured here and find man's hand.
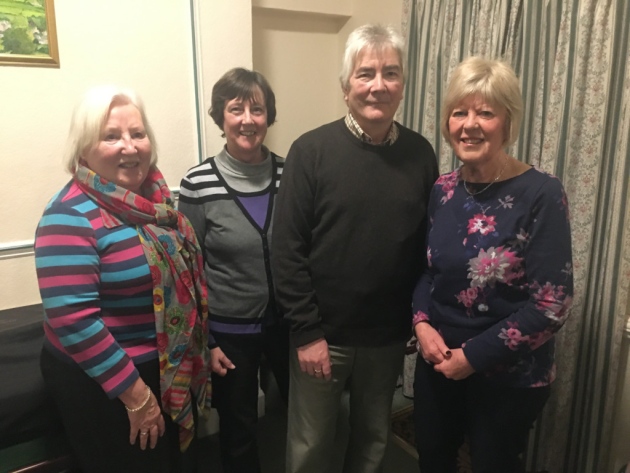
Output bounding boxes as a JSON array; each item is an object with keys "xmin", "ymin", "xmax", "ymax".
[{"xmin": 297, "ymin": 338, "xmax": 332, "ymax": 381}]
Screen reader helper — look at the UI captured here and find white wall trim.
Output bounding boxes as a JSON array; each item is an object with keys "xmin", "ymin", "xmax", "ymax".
[
  {"xmin": 0, "ymin": 240, "xmax": 35, "ymax": 260},
  {"xmin": 0, "ymin": 240, "xmax": 33, "ymax": 252},
  {"xmin": 190, "ymin": 0, "xmax": 207, "ymax": 163}
]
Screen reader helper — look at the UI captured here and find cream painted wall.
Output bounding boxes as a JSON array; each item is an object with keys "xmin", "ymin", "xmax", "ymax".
[
  {"xmin": 252, "ymin": 9, "xmax": 348, "ymax": 157},
  {"xmin": 194, "ymin": 0, "xmax": 253, "ymax": 158},
  {"xmin": 0, "ymin": 0, "xmax": 251, "ymax": 310},
  {"xmin": 1, "ymin": 0, "xmax": 197, "ymax": 309},
  {"xmin": 252, "ymin": 0, "xmax": 352, "ymax": 17}
]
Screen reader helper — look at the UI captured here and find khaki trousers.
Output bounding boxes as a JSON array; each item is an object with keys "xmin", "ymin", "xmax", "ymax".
[{"xmin": 285, "ymin": 341, "xmax": 406, "ymax": 473}]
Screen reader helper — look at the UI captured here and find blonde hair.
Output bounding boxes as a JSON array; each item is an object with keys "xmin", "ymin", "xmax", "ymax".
[
  {"xmin": 63, "ymin": 85, "xmax": 157, "ymax": 173},
  {"xmin": 440, "ymin": 57, "xmax": 523, "ymax": 147}
]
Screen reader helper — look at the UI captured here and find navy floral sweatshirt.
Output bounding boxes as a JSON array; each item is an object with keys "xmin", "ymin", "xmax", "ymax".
[{"xmin": 413, "ymin": 166, "xmax": 573, "ymax": 387}]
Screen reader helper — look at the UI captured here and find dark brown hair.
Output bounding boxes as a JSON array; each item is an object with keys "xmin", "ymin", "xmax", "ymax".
[{"xmin": 209, "ymin": 67, "xmax": 277, "ymax": 131}]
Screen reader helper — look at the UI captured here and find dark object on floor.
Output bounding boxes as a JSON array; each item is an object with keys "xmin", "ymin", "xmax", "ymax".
[
  {"xmin": 3, "ymin": 436, "xmax": 79, "ymax": 473},
  {"xmin": 0, "ymin": 305, "xmax": 78, "ymax": 473}
]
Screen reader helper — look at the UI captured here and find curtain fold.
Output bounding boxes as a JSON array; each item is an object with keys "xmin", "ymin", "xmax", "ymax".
[{"xmin": 401, "ymin": 1, "xmax": 630, "ymax": 471}]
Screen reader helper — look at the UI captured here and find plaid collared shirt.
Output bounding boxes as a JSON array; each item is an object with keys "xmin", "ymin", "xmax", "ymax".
[{"xmin": 344, "ymin": 113, "xmax": 399, "ymax": 146}]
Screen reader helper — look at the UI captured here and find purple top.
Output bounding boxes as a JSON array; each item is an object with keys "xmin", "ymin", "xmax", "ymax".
[
  {"xmin": 237, "ymin": 194, "xmax": 270, "ymax": 230},
  {"xmin": 413, "ymin": 167, "xmax": 573, "ymax": 387}
]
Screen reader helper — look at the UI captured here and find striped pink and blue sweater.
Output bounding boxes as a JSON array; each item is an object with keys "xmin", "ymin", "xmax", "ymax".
[{"xmin": 35, "ymin": 181, "xmax": 158, "ymax": 398}]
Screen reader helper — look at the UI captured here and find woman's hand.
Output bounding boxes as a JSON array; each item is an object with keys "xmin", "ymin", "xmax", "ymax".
[
  {"xmin": 127, "ymin": 390, "xmax": 166, "ymax": 449},
  {"xmin": 210, "ymin": 346, "xmax": 235, "ymax": 376},
  {"xmin": 415, "ymin": 322, "xmax": 450, "ymax": 365},
  {"xmin": 119, "ymin": 379, "xmax": 165, "ymax": 450},
  {"xmin": 433, "ymin": 348, "xmax": 475, "ymax": 380}
]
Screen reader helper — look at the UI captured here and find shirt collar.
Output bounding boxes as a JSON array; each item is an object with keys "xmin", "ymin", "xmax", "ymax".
[{"xmin": 344, "ymin": 113, "xmax": 399, "ymax": 146}]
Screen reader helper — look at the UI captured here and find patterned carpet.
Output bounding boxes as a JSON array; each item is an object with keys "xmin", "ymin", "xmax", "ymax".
[{"xmin": 390, "ymin": 405, "xmax": 473, "ymax": 473}]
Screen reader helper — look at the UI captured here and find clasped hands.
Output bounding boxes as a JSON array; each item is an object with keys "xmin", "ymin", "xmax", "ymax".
[{"xmin": 415, "ymin": 322, "xmax": 475, "ymax": 380}]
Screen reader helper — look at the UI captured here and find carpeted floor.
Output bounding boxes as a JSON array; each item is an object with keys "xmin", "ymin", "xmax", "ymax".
[
  {"xmin": 390, "ymin": 405, "xmax": 473, "ymax": 473},
  {"xmin": 390, "ymin": 405, "xmax": 418, "ymax": 460}
]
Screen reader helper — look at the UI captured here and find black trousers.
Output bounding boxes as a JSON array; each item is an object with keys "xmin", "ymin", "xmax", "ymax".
[
  {"xmin": 413, "ymin": 358, "xmax": 551, "ymax": 473},
  {"xmin": 211, "ymin": 322, "xmax": 289, "ymax": 473},
  {"xmin": 40, "ymin": 348, "xmax": 188, "ymax": 473}
]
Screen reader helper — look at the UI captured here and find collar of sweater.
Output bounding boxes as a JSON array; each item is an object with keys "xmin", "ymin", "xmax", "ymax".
[{"xmin": 215, "ymin": 146, "xmax": 273, "ymax": 193}]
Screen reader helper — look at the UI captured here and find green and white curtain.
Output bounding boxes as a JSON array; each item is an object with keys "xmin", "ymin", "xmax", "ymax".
[{"xmin": 400, "ymin": 1, "xmax": 630, "ymax": 472}]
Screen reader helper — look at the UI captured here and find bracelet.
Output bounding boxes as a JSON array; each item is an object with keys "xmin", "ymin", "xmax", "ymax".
[{"xmin": 124, "ymin": 385, "xmax": 152, "ymax": 413}]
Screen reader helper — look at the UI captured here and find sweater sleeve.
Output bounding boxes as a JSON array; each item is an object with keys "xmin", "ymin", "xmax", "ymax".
[
  {"xmin": 34, "ymin": 202, "xmax": 139, "ymax": 398},
  {"xmin": 178, "ymin": 173, "xmax": 208, "ymax": 252},
  {"xmin": 271, "ymin": 139, "xmax": 323, "ymax": 347},
  {"xmin": 412, "ymin": 186, "xmax": 439, "ymax": 326},
  {"xmin": 462, "ymin": 178, "xmax": 574, "ymax": 372}
]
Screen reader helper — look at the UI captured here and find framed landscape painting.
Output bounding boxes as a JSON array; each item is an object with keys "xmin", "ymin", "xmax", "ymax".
[{"xmin": 0, "ymin": 0, "xmax": 59, "ymax": 67}]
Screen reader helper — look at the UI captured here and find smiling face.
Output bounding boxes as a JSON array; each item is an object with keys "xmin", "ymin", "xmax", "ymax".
[
  {"xmin": 448, "ymin": 94, "xmax": 509, "ymax": 167},
  {"xmin": 223, "ymin": 87, "xmax": 268, "ymax": 163},
  {"xmin": 344, "ymin": 45, "xmax": 403, "ymax": 139},
  {"xmin": 81, "ymin": 102, "xmax": 152, "ymax": 193}
]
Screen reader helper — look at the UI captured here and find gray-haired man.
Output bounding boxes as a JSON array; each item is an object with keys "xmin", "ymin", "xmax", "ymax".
[{"xmin": 272, "ymin": 24, "xmax": 438, "ymax": 473}]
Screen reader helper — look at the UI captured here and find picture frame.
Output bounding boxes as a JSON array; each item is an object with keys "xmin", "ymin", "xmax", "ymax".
[{"xmin": 0, "ymin": 0, "xmax": 59, "ymax": 68}]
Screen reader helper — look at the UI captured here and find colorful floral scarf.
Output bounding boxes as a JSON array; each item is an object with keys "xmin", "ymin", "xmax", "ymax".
[{"xmin": 74, "ymin": 164, "xmax": 211, "ymax": 451}]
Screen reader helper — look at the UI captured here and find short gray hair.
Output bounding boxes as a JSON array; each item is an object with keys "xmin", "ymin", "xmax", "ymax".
[
  {"xmin": 339, "ymin": 24, "xmax": 405, "ymax": 92},
  {"xmin": 441, "ymin": 57, "xmax": 523, "ymax": 147},
  {"xmin": 63, "ymin": 85, "xmax": 158, "ymax": 174}
]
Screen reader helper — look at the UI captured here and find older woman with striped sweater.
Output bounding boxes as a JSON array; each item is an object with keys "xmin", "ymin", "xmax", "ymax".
[{"xmin": 34, "ymin": 86, "xmax": 211, "ymax": 473}]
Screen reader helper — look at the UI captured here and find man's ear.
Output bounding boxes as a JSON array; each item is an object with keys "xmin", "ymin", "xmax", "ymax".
[{"xmin": 341, "ymin": 82, "xmax": 349, "ymax": 101}]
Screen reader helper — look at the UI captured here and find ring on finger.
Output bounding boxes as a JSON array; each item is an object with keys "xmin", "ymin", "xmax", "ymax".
[
  {"xmin": 314, "ymin": 369, "xmax": 322, "ymax": 373},
  {"xmin": 140, "ymin": 431, "xmax": 148, "ymax": 436}
]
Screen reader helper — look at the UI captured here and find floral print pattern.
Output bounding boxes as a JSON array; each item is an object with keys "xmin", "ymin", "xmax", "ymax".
[
  {"xmin": 413, "ymin": 167, "xmax": 573, "ymax": 387},
  {"xmin": 467, "ymin": 246, "xmax": 523, "ymax": 288},
  {"xmin": 467, "ymin": 214, "xmax": 497, "ymax": 236}
]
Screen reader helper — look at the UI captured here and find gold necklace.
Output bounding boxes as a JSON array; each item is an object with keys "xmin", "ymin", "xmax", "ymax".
[{"xmin": 463, "ymin": 157, "xmax": 509, "ymax": 197}]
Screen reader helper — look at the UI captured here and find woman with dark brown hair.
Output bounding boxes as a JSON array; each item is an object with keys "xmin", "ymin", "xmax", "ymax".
[{"xmin": 179, "ymin": 68, "xmax": 288, "ymax": 473}]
